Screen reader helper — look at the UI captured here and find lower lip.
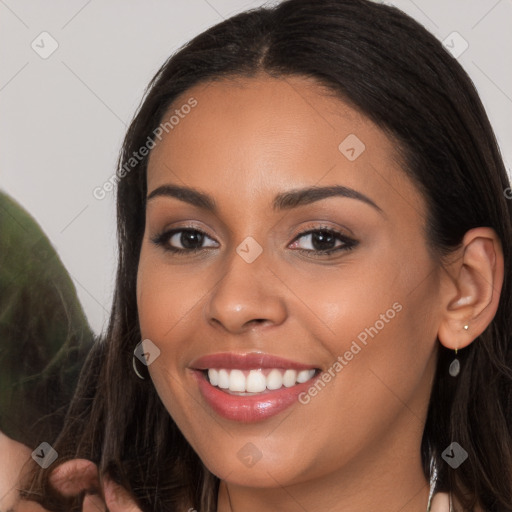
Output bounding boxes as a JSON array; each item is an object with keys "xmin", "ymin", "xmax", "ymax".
[{"xmin": 193, "ymin": 370, "xmax": 315, "ymax": 423}]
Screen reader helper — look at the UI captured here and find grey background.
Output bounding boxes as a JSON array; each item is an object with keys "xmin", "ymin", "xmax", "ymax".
[{"xmin": 1, "ymin": 0, "xmax": 510, "ymax": 335}]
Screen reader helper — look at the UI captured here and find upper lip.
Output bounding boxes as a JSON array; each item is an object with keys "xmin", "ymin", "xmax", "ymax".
[{"xmin": 190, "ymin": 352, "xmax": 317, "ymax": 371}]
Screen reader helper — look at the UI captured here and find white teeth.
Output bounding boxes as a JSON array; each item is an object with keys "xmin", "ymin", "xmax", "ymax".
[
  {"xmin": 208, "ymin": 369, "xmax": 219, "ymax": 386},
  {"xmin": 206, "ymin": 368, "xmax": 316, "ymax": 393},
  {"xmin": 297, "ymin": 369, "xmax": 315, "ymax": 383},
  {"xmin": 246, "ymin": 370, "xmax": 267, "ymax": 392},
  {"xmin": 266, "ymin": 368, "xmax": 283, "ymax": 390},
  {"xmin": 218, "ymin": 369, "xmax": 230, "ymax": 389},
  {"xmin": 282, "ymin": 369, "xmax": 297, "ymax": 387},
  {"xmin": 229, "ymin": 369, "xmax": 246, "ymax": 392}
]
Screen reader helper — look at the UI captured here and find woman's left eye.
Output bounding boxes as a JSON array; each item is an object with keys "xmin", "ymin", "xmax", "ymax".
[
  {"xmin": 289, "ymin": 228, "xmax": 358, "ymax": 257},
  {"xmin": 151, "ymin": 226, "xmax": 358, "ymax": 257}
]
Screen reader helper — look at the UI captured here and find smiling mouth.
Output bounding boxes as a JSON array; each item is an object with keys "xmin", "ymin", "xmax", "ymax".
[{"xmin": 204, "ymin": 367, "xmax": 320, "ymax": 395}]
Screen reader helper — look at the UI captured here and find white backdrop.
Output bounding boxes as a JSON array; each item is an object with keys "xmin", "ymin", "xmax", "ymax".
[{"xmin": 1, "ymin": 0, "xmax": 510, "ymax": 335}]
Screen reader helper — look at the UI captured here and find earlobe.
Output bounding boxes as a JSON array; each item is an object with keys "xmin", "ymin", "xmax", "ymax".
[{"xmin": 437, "ymin": 227, "xmax": 504, "ymax": 351}]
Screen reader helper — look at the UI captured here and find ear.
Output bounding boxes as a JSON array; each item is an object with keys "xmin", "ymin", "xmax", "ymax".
[{"xmin": 437, "ymin": 227, "xmax": 504, "ymax": 351}]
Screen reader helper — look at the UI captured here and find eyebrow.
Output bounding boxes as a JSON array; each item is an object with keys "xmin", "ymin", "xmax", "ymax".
[{"xmin": 147, "ymin": 184, "xmax": 383, "ymax": 214}]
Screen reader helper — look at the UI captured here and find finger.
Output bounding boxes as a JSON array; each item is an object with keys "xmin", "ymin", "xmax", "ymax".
[
  {"xmin": 103, "ymin": 477, "xmax": 142, "ymax": 512},
  {"xmin": 83, "ymin": 493, "xmax": 107, "ymax": 512},
  {"xmin": 49, "ymin": 459, "xmax": 100, "ymax": 496}
]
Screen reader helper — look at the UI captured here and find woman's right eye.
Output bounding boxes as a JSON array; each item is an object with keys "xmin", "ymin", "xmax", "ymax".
[{"xmin": 151, "ymin": 228, "xmax": 218, "ymax": 255}]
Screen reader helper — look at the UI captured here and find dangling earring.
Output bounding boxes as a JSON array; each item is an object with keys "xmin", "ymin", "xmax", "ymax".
[
  {"xmin": 133, "ymin": 354, "xmax": 146, "ymax": 379},
  {"xmin": 449, "ymin": 324, "xmax": 468, "ymax": 377},
  {"xmin": 449, "ymin": 348, "xmax": 460, "ymax": 377}
]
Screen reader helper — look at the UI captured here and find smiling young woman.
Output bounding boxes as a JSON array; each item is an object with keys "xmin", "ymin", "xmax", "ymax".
[{"xmin": 21, "ymin": 0, "xmax": 511, "ymax": 511}]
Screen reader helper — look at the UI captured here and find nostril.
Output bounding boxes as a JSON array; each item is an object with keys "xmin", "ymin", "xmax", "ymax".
[{"xmin": 248, "ymin": 319, "xmax": 267, "ymax": 327}]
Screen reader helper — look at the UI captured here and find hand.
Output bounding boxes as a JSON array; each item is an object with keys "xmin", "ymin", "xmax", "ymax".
[{"xmin": 48, "ymin": 459, "xmax": 142, "ymax": 512}]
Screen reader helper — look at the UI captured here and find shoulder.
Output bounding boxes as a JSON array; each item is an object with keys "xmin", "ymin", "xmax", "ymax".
[
  {"xmin": 431, "ymin": 491, "xmax": 488, "ymax": 512},
  {"xmin": 430, "ymin": 492, "xmax": 450, "ymax": 512},
  {"xmin": 0, "ymin": 431, "xmax": 32, "ymax": 511}
]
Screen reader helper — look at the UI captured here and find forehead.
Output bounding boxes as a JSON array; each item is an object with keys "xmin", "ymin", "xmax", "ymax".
[{"xmin": 146, "ymin": 73, "xmax": 424, "ymax": 222}]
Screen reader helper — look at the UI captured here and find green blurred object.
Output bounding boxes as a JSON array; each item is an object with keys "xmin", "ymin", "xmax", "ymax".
[{"xmin": 0, "ymin": 189, "xmax": 94, "ymax": 448}]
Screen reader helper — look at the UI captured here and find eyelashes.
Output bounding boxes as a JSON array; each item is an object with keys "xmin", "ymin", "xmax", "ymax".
[
  {"xmin": 150, "ymin": 224, "xmax": 358, "ymax": 258},
  {"xmin": 151, "ymin": 228, "xmax": 217, "ymax": 255},
  {"xmin": 287, "ymin": 226, "xmax": 358, "ymax": 257}
]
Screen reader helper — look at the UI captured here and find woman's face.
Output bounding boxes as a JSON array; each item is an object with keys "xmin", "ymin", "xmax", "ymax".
[{"xmin": 137, "ymin": 74, "xmax": 443, "ymax": 489}]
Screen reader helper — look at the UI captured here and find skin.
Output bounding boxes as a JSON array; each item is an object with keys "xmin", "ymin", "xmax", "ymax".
[
  {"xmin": 13, "ymin": 459, "xmax": 140, "ymax": 512},
  {"xmin": 135, "ymin": 73, "xmax": 503, "ymax": 512},
  {"xmin": 0, "ymin": 431, "xmax": 31, "ymax": 511},
  {"xmin": 6, "ymin": 73, "xmax": 500, "ymax": 512}
]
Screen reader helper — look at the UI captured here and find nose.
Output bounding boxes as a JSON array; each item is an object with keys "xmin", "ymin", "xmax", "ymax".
[{"xmin": 203, "ymin": 243, "xmax": 287, "ymax": 335}]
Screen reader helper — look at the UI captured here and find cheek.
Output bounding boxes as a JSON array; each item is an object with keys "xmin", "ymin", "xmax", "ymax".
[
  {"xmin": 136, "ymin": 252, "xmax": 198, "ymax": 427},
  {"xmin": 136, "ymin": 248, "xmax": 204, "ymax": 343},
  {"xmin": 288, "ymin": 254, "xmax": 401, "ymax": 344},
  {"xmin": 306, "ymin": 246, "xmax": 438, "ymax": 389}
]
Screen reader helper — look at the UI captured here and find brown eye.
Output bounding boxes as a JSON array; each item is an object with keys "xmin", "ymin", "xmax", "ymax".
[
  {"xmin": 151, "ymin": 228, "xmax": 218, "ymax": 254},
  {"xmin": 289, "ymin": 228, "xmax": 358, "ymax": 257}
]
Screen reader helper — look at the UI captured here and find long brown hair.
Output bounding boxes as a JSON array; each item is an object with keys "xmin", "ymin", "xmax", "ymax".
[{"xmin": 24, "ymin": 0, "xmax": 512, "ymax": 510}]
